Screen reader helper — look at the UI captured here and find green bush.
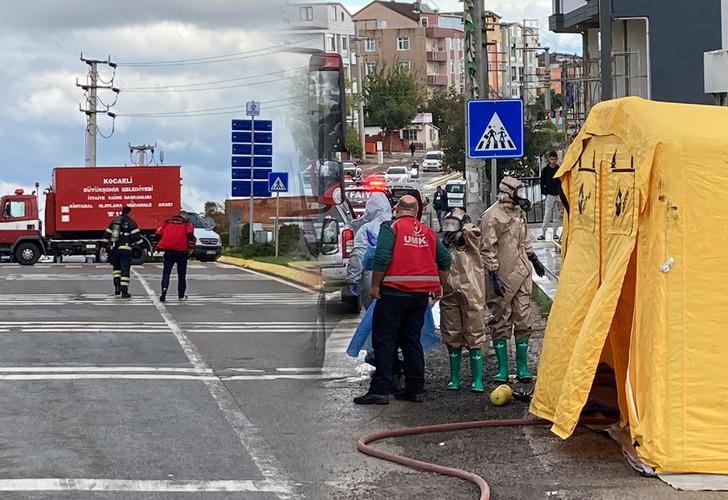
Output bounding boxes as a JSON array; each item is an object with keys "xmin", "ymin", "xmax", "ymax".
[
  {"xmin": 346, "ymin": 127, "xmax": 363, "ymax": 157},
  {"xmin": 230, "ymin": 242, "xmax": 275, "ymax": 258},
  {"xmin": 220, "ymin": 232, "xmax": 230, "ymax": 247},
  {"xmin": 277, "ymin": 224, "xmax": 303, "ymax": 255}
]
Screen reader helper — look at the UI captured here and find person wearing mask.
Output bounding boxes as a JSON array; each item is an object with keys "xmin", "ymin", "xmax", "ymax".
[
  {"xmin": 354, "ymin": 196, "xmax": 451, "ymax": 405},
  {"xmin": 479, "ymin": 177, "xmax": 546, "ymax": 382},
  {"xmin": 432, "ymin": 186, "xmax": 448, "ymax": 232},
  {"xmin": 103, "ymin": 206, "xmax": 143, "ymax": 298},
  {"xmin": 440, "ymin": 208, "xmax": 486, "ymax": 392},
  {"xmin": 155, "ymin": 211, "xmax": 197, "ymax": 302},
  {"xmin": 539, "ymin": 151, "xmax": 563, "ymax": 241}
]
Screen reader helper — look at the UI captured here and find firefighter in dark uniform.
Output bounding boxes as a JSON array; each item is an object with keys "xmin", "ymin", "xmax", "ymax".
[{"xmin": 104, "ymin": 206, "xmax": 143, "ymax": 298}]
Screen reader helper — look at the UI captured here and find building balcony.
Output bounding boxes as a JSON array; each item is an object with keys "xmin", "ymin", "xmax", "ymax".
[
  {"xmin": 550, "ymin": 0, "xmax": 598, "ymax": 33},
  {"xmin": 427, "ymin": 74, "xmax": 449, "ymax": 86},
  {"xmin": 426, "ymin": 27, "xmax": 450, "ymax": 39},
  {"xmin": 427, "ymin": 50, "xmax": 447, "ymax": 62}
]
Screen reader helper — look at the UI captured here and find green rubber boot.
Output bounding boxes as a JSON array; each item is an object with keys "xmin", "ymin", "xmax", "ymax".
[
  {"xmin": 447, "ymin": 346, "xmax": 462, "ymax": 390},
  {"xmin": 492, "ymin": 339, "xmax": 510, "ymax": 383},
  {"xmin": 469, "ymin": 348, "xmax": 484, "ymax": 393},
  {"xmin": 515, "ymin": 338, "xmax": 533, "ymax": 382}
]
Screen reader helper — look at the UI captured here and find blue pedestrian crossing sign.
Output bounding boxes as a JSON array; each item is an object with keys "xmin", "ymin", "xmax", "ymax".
[
  {"xmin": 268, "ymin": 172, "xmax": 288, "ymax": 193},
  {"xmin": 467, "ymin": 99, "xmax": 524, "ymax": 159}
]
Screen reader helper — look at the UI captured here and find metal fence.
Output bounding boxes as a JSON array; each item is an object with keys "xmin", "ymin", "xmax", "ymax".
[{"xmin": 519, "ymin": 177, "xmax": 544, "ymax": 224}]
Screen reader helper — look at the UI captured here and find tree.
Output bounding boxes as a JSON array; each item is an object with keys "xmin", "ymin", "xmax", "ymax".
[
  {"xmin": 204, "ymin": 201, "xmax": 228, "ymax": 232},
  {"xmin": 364, "ymin": 64, "xmax": 426, "ymax": 152},
  {"xmin": 425, "ymin": 88, "xmax": 465, "ymax": 173},
  {"xmin": 345, "ymin": 127, "xmax": 362, "ymax": 157},
  {"xmin": 533, "ymin": 91, "xmax": 564, "ymax": 120}
]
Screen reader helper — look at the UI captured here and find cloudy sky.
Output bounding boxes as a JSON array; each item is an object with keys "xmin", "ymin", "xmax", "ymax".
[{"xmin": 0, "ymin": 1, "xmax": 578, "ymax": 211}]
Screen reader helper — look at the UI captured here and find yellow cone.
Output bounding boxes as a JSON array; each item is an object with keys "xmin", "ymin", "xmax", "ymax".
[{"xmin": 489, "ymin": 384, "xmax": 513, "ymax": 406}]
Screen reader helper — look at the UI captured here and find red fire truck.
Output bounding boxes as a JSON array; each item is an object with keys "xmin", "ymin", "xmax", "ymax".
[{"xmin": 0, "ymin": 166, "xmax": 181, "ymax": 265}]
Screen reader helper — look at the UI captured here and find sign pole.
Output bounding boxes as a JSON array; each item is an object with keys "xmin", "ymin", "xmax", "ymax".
[
  {"xmin": 490, "ymin": 158, "xmax": 498, "ymax": 204},
  {"xmin": 274, "ymin": 192, "xmax": 280, "ymax": 258},
  {"xmin": 248, "ymin": 113, "xmax": 255, "ymax": 245}
]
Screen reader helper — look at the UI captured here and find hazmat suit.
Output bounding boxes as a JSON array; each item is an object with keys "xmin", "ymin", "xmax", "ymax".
[
  {"xmin": 440, "ymin": 208, "xmax": 486, "ymax": 392},
  {"xmin": 479, "ymin": 177, "xmax": 545, "ymax": 382},
  {"xmin": 346, "ymin": 192, "xmax": 392, "ymax": 309}
]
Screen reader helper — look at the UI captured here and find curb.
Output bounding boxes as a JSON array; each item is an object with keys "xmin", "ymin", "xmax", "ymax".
[{"xmin": 217, "ymin": 256, "xmax": 321, "ymax": 291}]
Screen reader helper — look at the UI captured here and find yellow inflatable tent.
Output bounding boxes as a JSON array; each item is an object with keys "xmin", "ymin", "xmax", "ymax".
[{"xmin": 530, "ymin": 97, "xmax": 728, "ymax": 478}]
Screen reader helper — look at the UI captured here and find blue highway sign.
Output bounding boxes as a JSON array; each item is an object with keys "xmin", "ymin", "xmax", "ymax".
[
  {"xmin": 467, "ymin": 99, "xmax": 524, "ymax": 159},
  {"xmin": 268, "ymin": 172, "xmax": 289, "ymax": 193}
]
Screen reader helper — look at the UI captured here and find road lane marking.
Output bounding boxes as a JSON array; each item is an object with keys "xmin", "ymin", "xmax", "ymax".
[
  {"xmin": 231, "ymin": 265, "xmax": 318, "ymax": 293},
  {"xmin": 0, "ymin": 478, "xmax": 294, "ymax": 493},
  {"xmin": 0, "ymin": 367, "xmax": 210, "ymax": 373},
  {"xmin": 133, "ymin": 269, "xmax": 301, "ymax": 500},
  {"xmin": 0, "ymin": 374, "xmax": 218, "ymax": 381},
  {"xmin": 0, "ymin": 293, "xmax": 317, "ymax": 307}
]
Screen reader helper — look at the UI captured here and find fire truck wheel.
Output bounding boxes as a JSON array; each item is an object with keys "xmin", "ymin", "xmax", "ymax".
[{"xmin": 14, "ymin": 242, "xmax": 41, "ymax": 266}]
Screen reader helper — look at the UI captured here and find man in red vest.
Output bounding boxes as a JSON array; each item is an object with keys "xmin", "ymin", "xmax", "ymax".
[
  {"xmin": 155, "ymin": 211, "xmax": 197, "ymax": 302},
  {"xmin": 354, "ymin": 196, "xmax": 451, "ymax": 405}
]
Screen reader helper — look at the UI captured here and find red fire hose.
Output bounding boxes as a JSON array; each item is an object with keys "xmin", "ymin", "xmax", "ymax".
[{"xmin": 357, "ymin": 417, "xmax": 615, "ymax": 500}]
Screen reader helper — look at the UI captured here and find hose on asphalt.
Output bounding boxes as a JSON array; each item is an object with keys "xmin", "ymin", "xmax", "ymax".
[{"xmin": 357, "ymin": 416, "xmax": 617, "ymax": 500}]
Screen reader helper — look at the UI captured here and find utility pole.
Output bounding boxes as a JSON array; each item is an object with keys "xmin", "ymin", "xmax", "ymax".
[
  {"xmin": 129, "ymin": 143, "xmax": 156, "ymax": 166},
  {"xmin": 355, "ymin": 37, "xmax": 367, "ymax": 161},
  {"xmin": 463, "ymin": 0, "xmax": 488, "ymax": 216},
  {"xmin": 544, "ymin": 48, "xmax": 552, "ymax": 116},
  {"xmin": 599, "ymin": 0, "xmax": 613, "ymax": 101},
  {"xmin": 78, "ymin": 54, "xmax": 118, "ymax": 167}
]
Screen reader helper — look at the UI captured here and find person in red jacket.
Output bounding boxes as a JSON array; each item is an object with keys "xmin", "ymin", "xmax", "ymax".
[{"xmin": 155, "ymin": 211, "xmax": 197, "ymax": 302}]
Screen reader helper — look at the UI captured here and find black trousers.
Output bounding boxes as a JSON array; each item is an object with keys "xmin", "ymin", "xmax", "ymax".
[
  {"xmin": 369, "ymin": 292, "xmax": 429, "ymax": 396},
  {"xmin": 109, "ymin": 249, "xmax": 132, "ymax": 292},
  {"xmin": 161, "ymin": 251, "xmax": 189, "ymax": 298}
]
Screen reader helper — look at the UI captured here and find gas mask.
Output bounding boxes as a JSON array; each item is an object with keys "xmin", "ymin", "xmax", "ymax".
[
  {"xmin": 499, "ymin": 177, "xmax": 532, "ymax": 212},
  {"xmin": 441, "ymin": 208, "xmax": 471, "ymax": 248},
  {"xmin": 513, "ymin": 185, "xmax": 532, "ymax": 212}
]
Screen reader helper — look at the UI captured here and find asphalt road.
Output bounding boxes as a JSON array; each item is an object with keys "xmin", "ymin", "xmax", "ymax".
[{"xmin": 0, "ymin": 260, "xmax": 334, "ymax": 499}]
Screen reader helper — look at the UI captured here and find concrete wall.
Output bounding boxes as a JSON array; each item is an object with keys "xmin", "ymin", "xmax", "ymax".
[{"xmin": 613, "ymin": 0, "xmax": 722, "ymax": 104}]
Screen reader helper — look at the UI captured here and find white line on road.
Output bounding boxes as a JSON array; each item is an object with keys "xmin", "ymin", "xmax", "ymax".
[
  {"xmin": 133, "ymin": 269, "xmax": 301, "ymax": 500},
  {"xmin": 0, "ymin": 478, "xmax": 293, "ymax": 493},
  {"xmin": 0, "ymin": 366, "xmax": 210, "ymax": 374},
  {"xmin": 0, "ymin": 374, "xmax": 217, "ymax": 381},
  {"xmin": 222, "ymin": 373, "xmax": 349, "ymax": 381}
]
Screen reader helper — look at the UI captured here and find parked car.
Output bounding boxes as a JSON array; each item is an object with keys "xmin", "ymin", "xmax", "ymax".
[
  {"xmin": 342, "ymin": 162, "xmax": 362, "ymax": 181},
  {"xmin": 384, "ymin": 166, "xmax": 410, "ymax": 184},
  {"xmin": 422, "ymin": 151, "xmax": 445, "ymax": 172},
  {"xmin": 185, "ymin": 212, "xmax": 223, "ymax": 262}
]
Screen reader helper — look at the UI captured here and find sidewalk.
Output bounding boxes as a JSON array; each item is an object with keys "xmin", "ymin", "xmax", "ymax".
[{"xmin": 528, "ymin": 225, "xmax": 560, "ymax": 302}]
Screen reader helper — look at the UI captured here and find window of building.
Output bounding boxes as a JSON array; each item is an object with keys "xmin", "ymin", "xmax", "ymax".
[
  {"xmin": 447, "ymin": 38, "xmax": 452, "ymax": 50},
  {"xmin": 299, "ymin": 6, "xmax": 313, "ymax": 21},
  {"xmin": 511, "ymin": 44, "xmax": 516, "ymax": 58},
  {"xmin": 397, "ymin": 36, "xmax": 410, "ymax": 51},
  {"xmin": 365, "ymin": 38, "xmax": 376, "ymax": 52},
  {"xmin": 365, "ymin": 62, "xmax": 376, "ymax": 75},
  {"xmin": 326, "ymin": 35, "xmax": 335, "ymax": 52},
  {"xmin": 342, "ymin": 36, "xmax": 348, "ymax": 50},
  {"xmin": 403, "ymin": 129, "xmax": 418, "ymax": 141},
  {"xmin": 341, "ymin": 11, "xmax": 345, "ymax": 22},
  {"xmin": 458, "ymin": 38, "xmax": 464, "ymax": 51},
  {"xmin": 420, "ymin": 17, "xmax": 428, "ymax": 27},
  {"xmin": 331, "ymin": 6, "xmax": 337, "ymax": 21},
  {"xmin": 450, "ymin": 60, "xmax": 455, "ymax": 74},
  {"xmin": 511, "ymin": 66, "xmax": 517, "ymax": 82},
  {"xmin": 344, "ymin": 65, "xmax": 350, "ymax": 81},
  {"xmin": 398, "ymin": 60, "xmax": 411, "ymax": 72},
  {"xmin": 377, "ymin": 19, "xmax": 388, "ymax": 28}
]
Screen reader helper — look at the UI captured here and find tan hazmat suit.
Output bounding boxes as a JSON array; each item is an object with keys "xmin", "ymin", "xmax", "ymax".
[
  {"xmin": 479, "ymin": 177, "xmax": 534, "ymax": 340},
  {"xmin": 440, "ymin": 223, "xmax": 486, "ymax": 349}
]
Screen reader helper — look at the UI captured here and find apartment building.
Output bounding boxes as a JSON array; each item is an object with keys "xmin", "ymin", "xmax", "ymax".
[
  {"xmin": 353, "ymin": 1, "xmax": 465, "ymax": 95},
  {"xmin": 499, "ymin": 21, "xmax": 540, "ymax": 104},
  {"xmin": 550, "ymin": 0, "xmax": 721, "ymax": 109}
]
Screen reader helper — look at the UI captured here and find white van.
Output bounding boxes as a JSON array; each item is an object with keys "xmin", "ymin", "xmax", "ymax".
[
  {"xmin": 445, "ymin": 179, "xmax": 467, "ymax": 209},
  {"xmin": 185, "ymin": 212, "xmax": 223, "ymax": 262}
]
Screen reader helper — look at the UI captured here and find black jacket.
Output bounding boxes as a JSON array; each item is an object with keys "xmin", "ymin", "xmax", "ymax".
[
  {"xmin": 104, "ymin": 215, "xmax": 142, "ymax": 251},
  {"xmin": 540, "ymin": 165, "xmax": 561, "ymax": 196},
  {"xmin": 433, "ymin": 191, "xmax": 448, "ymax": 211}
]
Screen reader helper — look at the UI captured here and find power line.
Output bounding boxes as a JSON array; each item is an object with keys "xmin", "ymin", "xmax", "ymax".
[
  {"xmin": 115, "ymin": 95, "xmax": 305, "ymax": 118},
  {"xmin": 116, "ymin": 38, "xmax": 320, "ymax": 67},
  {"xmin": 121, "ymin": 65, "xmax": 306, "ymax": 91}
]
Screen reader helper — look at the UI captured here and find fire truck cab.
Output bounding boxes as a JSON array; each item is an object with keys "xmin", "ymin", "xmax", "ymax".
[{"xmin": 0, "ymin": 190, "xmax": 44, "ymax": 265}]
